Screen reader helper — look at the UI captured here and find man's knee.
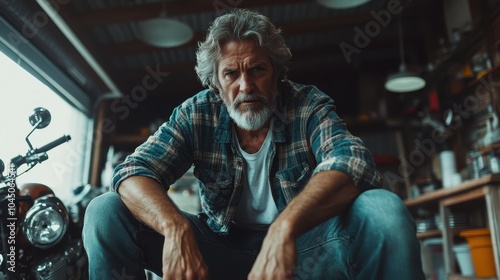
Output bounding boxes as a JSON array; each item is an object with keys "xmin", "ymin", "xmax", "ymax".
[
  {"xmin": 351, "ymin": 189, "xmax": 415, "ymax": 234},
  {"xmin": 85, "ymin": 191, "xmax": 121, "ymax": 221},
  {"xmin": 83, "ymin": 191, "xmax": 134, "ymax": 239}
]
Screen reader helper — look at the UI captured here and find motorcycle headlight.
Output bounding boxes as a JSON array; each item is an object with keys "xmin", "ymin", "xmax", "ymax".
[{"xmin": 22, "ymin": 195, "xmax": 69, "ymax": 249}]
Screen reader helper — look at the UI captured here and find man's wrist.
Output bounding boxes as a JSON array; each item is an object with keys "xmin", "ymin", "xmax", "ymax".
[
  {"xmin": 159, "ymin": 215, "xmax": 191, "ymax": 237},
  {"xmin": 269, "ymin": 218, "xmax": 298, "ymax": 241}
]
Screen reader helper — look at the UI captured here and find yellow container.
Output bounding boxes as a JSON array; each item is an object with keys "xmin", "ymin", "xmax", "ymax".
[{"xmin": 459, "ymin": 228, "xmax": 497, "ymax": 278}]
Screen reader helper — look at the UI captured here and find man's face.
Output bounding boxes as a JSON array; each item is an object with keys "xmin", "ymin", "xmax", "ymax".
[{"xmin": 217, "ymin": 39, "xmax": 277, "ymax": 131}]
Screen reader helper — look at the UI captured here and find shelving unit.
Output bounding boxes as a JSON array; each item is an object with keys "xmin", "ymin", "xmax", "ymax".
[
  {"xmin": 417, "ymin": 229, "xmax": 442, "ymax": 239},
  {"xmin": 431, "ymin": 2, "xmax": 500, "ymax": 85},
  {"xmin": 441, "ymin": 183, "xmax": 500, "ymax": 278},
  {"xmin": 406, "ymin": 174, "xmax": 500, "ymax": 279},
  {"xmin": 401, "ymin": 3, "xmax": 500, "ymax": 277},
  {"xmin": 417, "ymin": 229, "xmax": 468, "ymax": 240},
  {"xmin": 406, "ymin": 175, "xmax": 500, "ymax": 207}
]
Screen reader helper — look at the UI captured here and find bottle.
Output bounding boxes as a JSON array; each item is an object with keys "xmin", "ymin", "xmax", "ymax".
[
  {"xmin": 490, "ymin": 150, "xmax": 499, "ymax": 174},
  {"xmin": 466, "ymin": 150, "xmax": 481, "ymax": 180},
  {"xmin": 101, "ymin": 146, "xmax": 115, "ymax": 190}
]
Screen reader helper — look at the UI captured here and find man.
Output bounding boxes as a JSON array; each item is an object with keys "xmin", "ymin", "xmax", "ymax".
[{"xmin": 83, "ymin": 8, "xmax": 424, "ymax": 280}]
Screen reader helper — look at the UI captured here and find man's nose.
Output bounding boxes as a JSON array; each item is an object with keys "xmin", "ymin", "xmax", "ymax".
[{"xmin": 238, "ymin": 73, "xmax": 255, "ymax": 94}]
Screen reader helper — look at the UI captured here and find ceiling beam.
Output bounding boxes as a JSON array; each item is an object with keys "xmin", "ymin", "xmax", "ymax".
[
  {"xmin": 101, "ymin": 12, "xmax": 374, "ymax": 58},
  {"xmin": 102, "ymin": 33, "xmax": 205, "ymax": 57},
  {"xmin": 54, "ymin": 1, "xmax": 130, "ymax": 96},
  {"xmin": 278, "ymin": 13, "xmax": 374, "ymax": 35},
  {"xmin": 114, "ymin": 34, "xmax": 411, "ymax": 77},
  {"xmin": 73, "ymin": 0, "xmax": 311, "ymax": 27},
  {"xmin": 115, "ymin": 61, "xmax": 197, "ymax": 82},
  {"xmin": 61, "ymin": 0, "xmax": 431, "ymax": 95}
]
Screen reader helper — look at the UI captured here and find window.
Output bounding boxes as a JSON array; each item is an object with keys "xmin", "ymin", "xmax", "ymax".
[{"xmin": 0, "ymin": 52, "xmax": 91, "ymax": 203}]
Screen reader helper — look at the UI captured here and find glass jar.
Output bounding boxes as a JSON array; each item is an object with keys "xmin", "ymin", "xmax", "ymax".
[
  {"xmin": 466, "ymin": 150, "xmax": 483, "ymax": 180},
  {"xmin": 489, "ymin": 148, "xmax": 500, "ymax": 173}
]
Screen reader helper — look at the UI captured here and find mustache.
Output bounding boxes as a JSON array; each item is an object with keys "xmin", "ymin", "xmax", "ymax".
[{"xmin": 233, "ymin": 93, "xmax": 269, "ymax": 107}]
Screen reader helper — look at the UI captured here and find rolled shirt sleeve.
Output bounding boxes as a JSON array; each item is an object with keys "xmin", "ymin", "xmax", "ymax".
[
  {"xmin": 307, "ymin": 91, "xmax": 383, "ymax": 191},
  {"xmin": 111, "ymin": 103, "xmax": 194, "ymax": 193}
]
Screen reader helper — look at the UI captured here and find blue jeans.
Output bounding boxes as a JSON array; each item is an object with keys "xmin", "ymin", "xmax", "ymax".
[{"xmin": 82, "ymin": 189, "xmax": 425, "ymax": 280}]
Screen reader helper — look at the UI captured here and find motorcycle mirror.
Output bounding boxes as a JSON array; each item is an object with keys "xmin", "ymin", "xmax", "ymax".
[{"xmin": 29, "ymin": 107, "xmax": 51, "ymax": 129}]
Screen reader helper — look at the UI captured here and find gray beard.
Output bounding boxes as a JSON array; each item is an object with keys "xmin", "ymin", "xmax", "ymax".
[
  {"xmin": 227, "ymin": 103, "xmax": 274, "ymax": 131},
  {"xmin": 222, "ymin": 92, "xmax": 277, "ymax": 131}
]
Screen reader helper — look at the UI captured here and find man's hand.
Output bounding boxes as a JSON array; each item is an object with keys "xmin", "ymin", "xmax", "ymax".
[
  {"xmin": 161, "ymin": 225, "xmax": 209, "ymax": 280},
  {"xmin": 248, "ymin": 226, "xmax": 296, "ymax": 280},
  {"xmin": 248, "ymin": 171, "xmax": 360, "ymax": 280},
  {"xmin": 118, "ymin": 176, "xmax": 208, "ymax": 279}
]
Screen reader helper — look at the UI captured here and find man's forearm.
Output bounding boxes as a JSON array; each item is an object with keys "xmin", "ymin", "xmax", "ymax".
[
  {"xmin": 269, "ymin": 170, "xmax": 361, "ymax": 240},
  {"xmin": 117, "ymin": 176, "xmax": 190, "ymax": 236}
]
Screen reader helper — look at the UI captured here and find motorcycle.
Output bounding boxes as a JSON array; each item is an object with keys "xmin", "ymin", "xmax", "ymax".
[{"xmin": 0, "ymin": 107, "xmax": 88, "ymax": 279}]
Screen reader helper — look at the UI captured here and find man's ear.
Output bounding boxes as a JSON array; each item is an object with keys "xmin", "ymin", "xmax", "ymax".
[{"xmin": 209, "ymin": 83, "xmax": 220, "ymax": 93}]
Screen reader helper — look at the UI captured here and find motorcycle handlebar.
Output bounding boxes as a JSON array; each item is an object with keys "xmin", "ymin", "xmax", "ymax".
[
  {"xmin": 32, "ymin": 135, "xmax": 71, "ymax": 154},
  {"xmin": 0, "ymin": 135, "xmax": 71, "ymax": 180}
]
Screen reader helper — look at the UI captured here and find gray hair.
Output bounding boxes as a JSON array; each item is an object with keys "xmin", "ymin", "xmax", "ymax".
[{"xmin": 195, "ymin": 9, "xmax": 292, "ymax": 92}]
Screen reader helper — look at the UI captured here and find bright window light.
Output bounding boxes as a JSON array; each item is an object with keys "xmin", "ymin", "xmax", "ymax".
[{"xmin": 0, "ymin": 52, "xmax": 91, "ymax": 203}]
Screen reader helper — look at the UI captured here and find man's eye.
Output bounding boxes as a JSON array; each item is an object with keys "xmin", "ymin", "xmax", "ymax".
[
  {"xmin": 253, "ymin": 66, "xmax": 265, "ymax": 72},
  {"xmin": 224, "ymin": 71, "xmax": 237, "ymax": 77}
]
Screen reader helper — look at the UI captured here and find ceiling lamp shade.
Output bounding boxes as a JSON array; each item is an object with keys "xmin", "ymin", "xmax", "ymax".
[
  {"xmin": 317, "ymin": 0, "xmax": 372, "ymax": 9},
  {"xmin": 385, "ymin": 65, "xmax": 426, "ymax": 93},
  {"xmin": 385, "ymin": 15, "xmax": 426, "ymax": 93},
  {"xmin": 136, "ymin": 17, "xmax": 193, "ymax": 48}
]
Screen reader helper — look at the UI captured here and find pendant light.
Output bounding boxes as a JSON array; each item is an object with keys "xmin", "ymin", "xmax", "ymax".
[
  {"xmin": 317, "ymin": 0, "xmax": 372, "ymax": 9},
  {"xmin": 385, "ymin": 15, "xmax": 426, "ymax": 93},
  {"xmin": 136, "ymin": 0, "xmax": 193, "ymax": 48}
]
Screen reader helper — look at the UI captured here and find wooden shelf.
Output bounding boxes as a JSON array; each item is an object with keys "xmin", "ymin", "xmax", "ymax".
[
  {"xmin": 417, "ymin": 229, "xmax": 441, "ymax": 239},
  {"xmin": 433, "ymin": 31, "xmax": 484, "ymax": 82},
  {"xmin": 432, "ymin": 4, "xmax": 500, "ymax": 82},
  {"xmin": 478, "ymin": 142, "xmax": 500, "ymax": 154},
  {"xmin": 449, "ymin": 63, "xmax": 500, "ymax": 100},
  {"xmin": 417, "ymin": 228, "xmax": 475, "ymax": 240},
  {"xmin": 448, "ymin": 274, "xmax": 496, "ymax": 280},
  {"xmin": 441, "ymin": 187, "xmax": 490, "ymax": 207},
  {"xmin": 405, "ymin": 174, "xmax": 500, "ymax": 207}
]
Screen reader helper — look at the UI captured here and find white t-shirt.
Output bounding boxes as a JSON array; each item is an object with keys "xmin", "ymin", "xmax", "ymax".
[{"xmin": 232, "ymin": 120, "xmax": 279, "ymax": 230}]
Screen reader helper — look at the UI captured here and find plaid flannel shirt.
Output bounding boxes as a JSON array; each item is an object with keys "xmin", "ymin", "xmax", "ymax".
[{"xmin": 112, "ymin": 80, "xmax": 383, "ymax": 234}]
